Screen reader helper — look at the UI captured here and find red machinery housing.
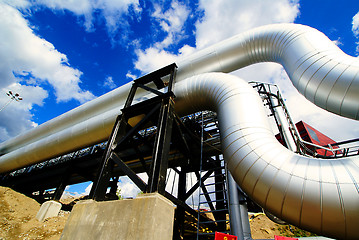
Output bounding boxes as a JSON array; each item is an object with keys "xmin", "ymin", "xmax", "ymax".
[{"xmin": 276, "ymin": 121, "xmax": 339, "ymax": 157}]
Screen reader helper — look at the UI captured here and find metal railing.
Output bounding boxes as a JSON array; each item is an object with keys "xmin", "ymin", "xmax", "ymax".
[{"xmin": 250, "ymin": 81, "xmax": 359, "ymax": 159}]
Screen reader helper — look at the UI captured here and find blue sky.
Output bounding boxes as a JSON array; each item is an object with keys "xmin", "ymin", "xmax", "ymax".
[{"xmin": 1, "ymin": 0, "xmax": 359, "ymax": 196}]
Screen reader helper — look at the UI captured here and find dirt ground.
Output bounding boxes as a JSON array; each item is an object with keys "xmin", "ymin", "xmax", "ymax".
[
  {"xmin": 249, "ymin": 212, "xmax": 314, "ymax": 239},
  {"xmin": 0, "ymin": 186, "xmax": 69, "ymax": 240},
  {"xmin": 0, "ymin": 186, "xmax": 313, "ymax": 239}
]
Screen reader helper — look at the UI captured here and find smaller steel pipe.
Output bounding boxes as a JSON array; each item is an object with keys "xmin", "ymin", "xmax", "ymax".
[
  {"xmin": 237, "ymin": 186, "xmax": 252, "ymax": 240},
  {"xmin": 227, "ymin": 170, "xmax": 246, "ymax": 240}
]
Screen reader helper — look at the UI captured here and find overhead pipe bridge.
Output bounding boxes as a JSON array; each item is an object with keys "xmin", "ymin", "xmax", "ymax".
[{"xmin": 0, "ymin": 24, "xmax": 359, "ymax": 239}]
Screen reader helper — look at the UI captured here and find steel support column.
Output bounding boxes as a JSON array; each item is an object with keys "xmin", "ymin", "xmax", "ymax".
[
  {"xmin": 90, "ymin": 63, "xmax": 177, "ymax": 201},
  {"xmin": 146, "ymin": 97, "xmax": 175, "ymax": 194}
]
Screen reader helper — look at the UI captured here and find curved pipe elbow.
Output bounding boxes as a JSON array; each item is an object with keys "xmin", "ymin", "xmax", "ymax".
[
  {"xmin": 174, "ymin": 73, "xmax": 359, "ymax": 239},
  {"xmin": 1, "ymin": 23, "xmax": 358, "ymax": 157},
  {"xmin": 0, "ymin": 25, "xmax": 358, "ymax": 239},
  {"xmin": 176, "ymin": 24, "xmax": 359, "ymax": 120}
]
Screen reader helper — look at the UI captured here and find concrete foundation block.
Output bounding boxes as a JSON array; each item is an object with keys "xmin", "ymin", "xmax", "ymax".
[
  {"xmin": 60, "ymin": 193, "xmax": 175, "ymax": 240},
  {"xmin": 36, "ymin": 200, "xmax": 62, "ymax": 221}
]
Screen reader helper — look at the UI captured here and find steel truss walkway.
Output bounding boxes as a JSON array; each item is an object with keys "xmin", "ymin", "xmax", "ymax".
[{"xmin": 1, "ymin": 67, "xmax": 359, "ymax": 239}]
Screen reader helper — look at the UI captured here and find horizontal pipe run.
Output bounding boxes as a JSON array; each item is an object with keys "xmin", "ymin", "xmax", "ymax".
[
  {"xmin": 1, "ymin": 23, "xmax": 359, "ymax": 159},
  {"xmin": 1, "ymin": 23, "xmax": 359, "ymax": 239}
]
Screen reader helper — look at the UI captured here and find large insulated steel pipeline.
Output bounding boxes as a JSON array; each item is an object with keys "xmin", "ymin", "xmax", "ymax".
[
  {"xmin": 175, "ymin": 73, "xmax": 359, "ymax": 239},
  {"xmin": 1, "ymin": 23, "xmax": 359, "ymax": 164},
  {"xmin": 2, "ymin": 23, "xmax": 359, "ymax": 159},
  {"xmin": 0, "ymin": 23, "xmax": 358, "ymax": 238}
]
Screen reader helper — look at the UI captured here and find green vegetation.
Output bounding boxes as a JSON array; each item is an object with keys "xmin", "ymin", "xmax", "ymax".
[
  {"xmin": 279, "ymin": 225, "xmax": 317, "ymax": 237},
  {"xmin": 116, "ymin": 189, "xmax": 123, "ymax": 200}
]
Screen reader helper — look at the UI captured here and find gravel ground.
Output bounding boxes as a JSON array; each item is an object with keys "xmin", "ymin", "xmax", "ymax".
[{"xmin": 0, "ymin": 186, "xmax": 313, "ymax": 239}]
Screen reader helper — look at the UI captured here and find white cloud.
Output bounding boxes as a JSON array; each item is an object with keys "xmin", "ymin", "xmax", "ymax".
[
  {"xmin": 129, "ymin": 0, "xmax": 194, "ymax": 75},
  {"xmin": 0, "ymin": 3, "xmax": 95, "ymax": 103},
  {"xmin": 1, "ymin": 0, "xmax": 30, "ymax": 8},
  {"xmin": 133, "ymin": 44, "xmax": 195, "ymax": 74},
  {"xmin": 134, "ymin": 47, "xmax": 179, "ymax": 73},
  {"xmin": 0, "ymin": 3, "xmax": 95, "ymax": 140},
  {"xmin": 33, "ymin": 0, "xmax": 93, "ymax": 15},
  {"xmin": 84, "ymin": 182, "xmax": 93, "ymax": 195},
  {"xmin": 353, "ymin": 11, "xmax": 359, "ymax": 37},
  {"xmin": 190, "ymin": 0, "xmax": 359, "ymax": 141},
  {"xmin": 117, "ymin": 176, "xmax": 142, "ymax": 198},
  {"xmin": 126, "ymin": 72, "xmax": 138, "ymax": 80},
  {"xmin": 195, "ymin": 0, "xmax": 300, "ymax": 49},
  {"xmin": 2, "ymin": 83, "xmax": 48, "ymax": 109},
  {"xmin": 26, "ymin": 0, "xmax": 142, "ymax": 43},
  {"xmin": 235, "ymin": 63, "xmax": 359, "ymax": 141},
  {"xmin": 0, "ymin": 84, "xmax": 48, "ymax": 141},
  {"xmin": 152, "ymin": 0, "xmax": 190, "ymax": 49},
  {"xmin": 133, "ymin": 0, "xmax": 299, "ymax": 74},
  {"xmin": 103, "ymin": 76, "xmax": 117, "ymax": 89},
  {"xmin": 132, "ymin": 0, "xmax": 359, "ymax": 142},
  {"xmin": 352, "ymin": 11, "xmax": 359, "ymax": 54},
  {"xmin": 61, "ymin": 182, "xmax": 92, "ymax": 199},
  {"xmin": 332, "ymin": 37, "xmax": 343, "ymax": 46},
  {"xmin": 91, "ymin": 0, "xmax": 142, "ymax": 43}
]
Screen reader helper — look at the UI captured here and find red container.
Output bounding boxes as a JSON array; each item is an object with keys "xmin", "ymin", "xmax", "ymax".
[
  {"xmin": 214, "ymin": 232, "xmax": 237, "ymax": 240},
  {"xmin": 274, "ymin": 236, "xmax": 298, "ymax": 240}
]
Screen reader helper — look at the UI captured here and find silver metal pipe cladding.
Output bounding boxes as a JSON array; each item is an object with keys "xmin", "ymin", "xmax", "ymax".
[
  {"xmin": 0, "ymin": 23, "xmax": 359, "ymax": 239},
  {"xmin": 174, "ymin": 73, "xmax": 359, "ymax": 239},
  {"xmin": 2, "ymin": 23, "xmax": 359, "ymax": 160}
]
